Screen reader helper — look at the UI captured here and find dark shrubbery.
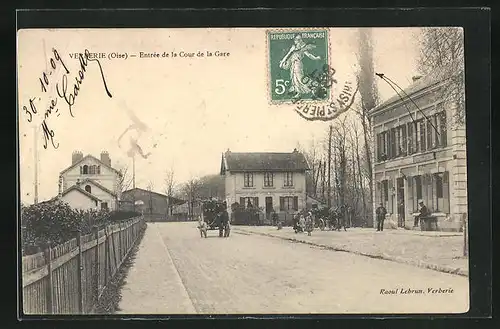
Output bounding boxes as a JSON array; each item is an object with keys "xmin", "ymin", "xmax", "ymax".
[
  {"xmin": 231, "ymin": 203, "xmax": 262, "ymax": 226},
  {"xmin": 21, "ymin": 200, "xmax": 141, "ymax": 256}
]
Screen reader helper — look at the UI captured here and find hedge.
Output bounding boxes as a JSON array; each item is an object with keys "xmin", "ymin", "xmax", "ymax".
[{"xmin": 21, "ymin": 200, "xmax": 141, "ymax": 256}]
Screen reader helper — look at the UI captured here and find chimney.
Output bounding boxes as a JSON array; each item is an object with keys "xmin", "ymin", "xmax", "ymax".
[
  {"xmin": 100, "ymin": 151, "xmax": 111, "ymax": 166},
  {"xmin": 412, "ymin": 75, "xmax": 422, "ymax": 82},
  {"xmin": 72, "ymin": 151, "xmax": 83, "ymax": 164}
]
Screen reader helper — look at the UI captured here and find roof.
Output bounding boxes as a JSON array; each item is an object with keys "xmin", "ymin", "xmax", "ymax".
[
  {"xmin": 79, "ymin": 178, "xmax": 117, "ymax": 197},
  {"xmin": 221, "ymin": 150, "xmax": 310, "ymax": 173},
  {"xmin": 371, "ymin": 65, "xmax": 457, "ymax": 114},
  {"xmin": 122, "ymin": 188, "xmax": 185, "ymax": 205},
  {"xmin": 61, "ymin": 185, "xmax": 102, "ymax": 202},
  {"xmin": 60, "ymin": 154, "xmax": 121, "ymax": 176}
]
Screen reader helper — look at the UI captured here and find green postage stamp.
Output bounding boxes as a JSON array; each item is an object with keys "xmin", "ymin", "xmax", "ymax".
[
  {"xmin": 267, "ymin": 29, "xmax": 330, "ymax": 103},
  {"xmin": 267, "ymin": 29, "xmax": 357, "ymax": 121}
]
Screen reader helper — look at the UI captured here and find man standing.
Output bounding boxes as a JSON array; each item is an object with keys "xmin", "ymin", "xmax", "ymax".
[
  {"xmin": 414, "ymin": 201, "xmax": 429, "ymax": 228},
  {"xmin": 375, "ymin": 203, "xmax": 387, "ymax": 232}
]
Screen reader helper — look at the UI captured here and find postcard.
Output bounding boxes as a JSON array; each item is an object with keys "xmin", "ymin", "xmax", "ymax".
[{"xmin": 18, "ymin": 27, "xmax": 469, "ymax": 315}]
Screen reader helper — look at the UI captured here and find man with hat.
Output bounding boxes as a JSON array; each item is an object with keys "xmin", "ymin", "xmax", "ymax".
[
  {"xmin": 375, "ymin": 202, "xmax": 387, "ymax": 232},
  {"xmin": 414, "ymin": 201, "xmax": 429, "ymax": 228}
]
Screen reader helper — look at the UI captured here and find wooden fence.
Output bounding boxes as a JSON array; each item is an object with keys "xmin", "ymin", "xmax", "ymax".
[{"xmin": 22, "ymin": 216, "xmax": 146, "ymax": 315}]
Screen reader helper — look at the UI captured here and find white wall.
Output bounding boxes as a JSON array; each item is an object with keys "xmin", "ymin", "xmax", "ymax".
[{"xmin": 61, "ymin": 189, "xmax": 100, "ymax": 211}]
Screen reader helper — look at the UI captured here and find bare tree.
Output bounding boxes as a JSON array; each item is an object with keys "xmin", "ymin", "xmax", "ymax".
[
  {"xmin": 356, "ymin": 28, "xmax": 379, "ymax": 226},
  {"xmin": 164, "ymin": 169, "xmax": 176, "ymax": 218},
  {"xmin": 182, "ymin": 177, "xmax": 201, "ymax": 219},
  {"xmin": 416, "ymin": 27, "xmax": 465, "ymax": 126}
]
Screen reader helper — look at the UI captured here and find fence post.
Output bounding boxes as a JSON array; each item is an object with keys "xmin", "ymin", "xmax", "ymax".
[
  {"xmin": 44, "ymin": 245, "xmax": 54, "ymax": 314},
  {"xmin": 76, "ymin": 232, "xmax": 85, "ymax": 314},
  {"xmin": 463, "ymin": 213, "xmax": 468, "ymax": 257},
  {"xmin": 93, "ymin": 226, "xmax": 100, "ymax": 303},
  {"xmin": 104, "ymin": 226, "xmax": 109, "ymax": 287}
]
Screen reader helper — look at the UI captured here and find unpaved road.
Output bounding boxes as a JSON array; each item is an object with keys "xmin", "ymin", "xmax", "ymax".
[{"xmin": 119, "ymin": 222, "xmax": 469, "ymax": 314}]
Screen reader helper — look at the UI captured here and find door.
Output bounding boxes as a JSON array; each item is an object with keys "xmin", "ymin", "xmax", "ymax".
[
  {"xmin": 265, "ymin": 197, "xmax": 273, "ymax": 218},
  {"xmin": 397, "ymin": 178, "xmax": 405, "ymax": 227}
]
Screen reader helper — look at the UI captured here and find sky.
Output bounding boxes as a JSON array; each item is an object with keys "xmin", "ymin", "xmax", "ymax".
[{"xmin": 18, "ymin": 27, "xmax": 422, "ymax": 204}]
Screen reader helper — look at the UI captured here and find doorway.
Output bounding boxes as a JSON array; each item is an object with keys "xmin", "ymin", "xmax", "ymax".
[
  {"xmin": 265, "ymin": 197, "xmax": 273, "ymax": 218},
  {"xmin": 397, "ymin": 178, "xmax": 405, "ymax": 227}
]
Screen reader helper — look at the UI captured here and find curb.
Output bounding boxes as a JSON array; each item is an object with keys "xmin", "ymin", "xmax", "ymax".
[{"xmin": 234, "ymin": 228, "xmax": 468, "ymax": 278}]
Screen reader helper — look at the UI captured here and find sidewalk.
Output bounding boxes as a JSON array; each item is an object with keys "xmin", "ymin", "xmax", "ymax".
[
  {"xmin": 233, "ymin": 226, "xmax": 468, "ymax": 277},
  {"xmin": 117, "ymin": 223, "xmax": 196, "ymax": 314}
]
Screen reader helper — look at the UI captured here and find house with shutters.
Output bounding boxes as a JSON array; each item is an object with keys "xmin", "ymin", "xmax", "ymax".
[
  {"xmin": 368, "ymin": 73, "xmax": 467, "ymax": 231},
  {"xmin": 220, "ymin": 149, "xmax": 310, "ymax": 218},
  {"xmin": 57, "ymin": 151, "xmax": 123, "ymax": 211}
]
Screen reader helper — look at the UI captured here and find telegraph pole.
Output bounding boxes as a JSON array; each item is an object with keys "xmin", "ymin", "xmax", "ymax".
[
  {"xmin": 327, "ymin": 124, "xmax": 332, "ymax": 208},
  {"xmin": 33, "ymin": 126, "xmax": 39, "ymax": 204}
]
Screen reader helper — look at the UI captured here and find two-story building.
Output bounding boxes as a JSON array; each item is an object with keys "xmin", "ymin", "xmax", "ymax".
[
  {"xmin": 58, "ymin": 151, "xmax": 123, "ymax": 211},
  {"xmin": 220, "ymin": 149, "xmax": 310, "ymax": 218},
  {"xmin": 368, "ymin": 74, "xmax": 467, "ymax": 231}
]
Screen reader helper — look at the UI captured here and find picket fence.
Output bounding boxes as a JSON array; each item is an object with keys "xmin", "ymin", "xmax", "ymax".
[{"xmin": 22, "ymin": 216, "xmax": 146, "ymax": 315}]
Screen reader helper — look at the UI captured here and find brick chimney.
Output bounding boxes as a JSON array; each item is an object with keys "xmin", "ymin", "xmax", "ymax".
[
  {"xmin": 72, "ymin": 151, "xmax": 83, "ymax": 164},
  {"xmin": 100, "ymin": 151, "xmax": 111, "ymax": 166}
]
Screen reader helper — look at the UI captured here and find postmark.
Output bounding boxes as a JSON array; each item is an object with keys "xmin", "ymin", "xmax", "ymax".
[{"xmin": 267, "ymin": 29, "xmax": 358, "ymax": 121}]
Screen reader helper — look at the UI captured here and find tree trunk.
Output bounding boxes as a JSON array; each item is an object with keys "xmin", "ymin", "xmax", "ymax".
[{"xmin": 361, "ymin": 113, "xmax": 373, "ymax": 221}]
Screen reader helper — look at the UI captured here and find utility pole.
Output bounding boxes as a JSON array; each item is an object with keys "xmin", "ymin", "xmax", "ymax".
[
  {"xmin": 33, "ymin": 126, "xmax": 39, "ymax": 204},
  {"xmin": 327, "ymin": 124, "xmax": 332, "ymax": 208},
  {"xmin": 132, "ymin": 155, "xmax": 136, "ymax": 212}
]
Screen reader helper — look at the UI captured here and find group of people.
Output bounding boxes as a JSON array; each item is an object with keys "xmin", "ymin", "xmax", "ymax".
[{"xmin": 375, "ymin": 201, "xmax": 429, "ymax": 231}]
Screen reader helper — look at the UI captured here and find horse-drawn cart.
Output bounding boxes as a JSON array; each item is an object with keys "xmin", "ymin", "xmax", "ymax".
[{"xmin": 198, "ymin": 199, "xmax": 230, "ymax": 238}]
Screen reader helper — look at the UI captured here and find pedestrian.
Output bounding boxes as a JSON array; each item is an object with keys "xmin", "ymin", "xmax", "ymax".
[
  {"xmin": 414, "ymin": 201, "xmax": 429, "ymax": 227},
  {"xmin": 375, "ymin": 203, "xmax": 387, "ymax": 232},
  {"xmin": 305, "ymin": 212, "xmax": 313, "ymax": 236}
]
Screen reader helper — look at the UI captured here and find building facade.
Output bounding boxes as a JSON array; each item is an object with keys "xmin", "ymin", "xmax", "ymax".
[
  {"xmin": 120, "ymin": 188, "xmax": 184, "ymax": 219},
  {"xmin": 58, "ymin": 151, "xmax": 122, "ymax": 211},
  {"xmin": 369, "ymin": 76, "xmax": 467, "ymax": 231},
  {"xmin": 220, "ymin": 149, "xmax": 310, "ymax": 218}
]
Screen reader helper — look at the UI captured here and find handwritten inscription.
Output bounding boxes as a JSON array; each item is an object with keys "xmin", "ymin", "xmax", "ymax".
[{"xmin": 21, "ymin": 48, "xmax": 113, "ymax": 150}]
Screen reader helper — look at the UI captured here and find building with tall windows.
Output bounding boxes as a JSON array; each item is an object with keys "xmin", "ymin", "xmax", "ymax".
[
  {"xmin": 220, "ymin": 149, "xmax": 310, "ymax": 219},
  {"xmin": 369, "ymin": 74, "xmax": 467, "ymax": 231}
]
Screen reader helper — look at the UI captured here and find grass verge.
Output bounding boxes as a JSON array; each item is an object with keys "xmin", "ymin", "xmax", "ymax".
[{"xmin": 93, "ymin": 225, "xmax": 147, "ymax": 314}]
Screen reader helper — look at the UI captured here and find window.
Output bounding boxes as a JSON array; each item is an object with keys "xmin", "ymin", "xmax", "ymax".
[
  {"xmin": 240, "ymin": 197, "xmax": 258, "ymax": 208},
  {"xmin": 382, "ymin": 180, "xmax": 389, "ymax": 203},
  {"xmin": 419, "ymin": 120, "xmax": 427, "ymax": 152},
  {"xmin": 426, "ymin": 119, "xmax": 435, "ymax": 149},
  {"xmin": 435, "ymin": 174, "xmax": 443, "ymax": 198},
  {"xmin": 399, "ymin": 125, "xmax": 407, "ymax": 156},
  {"xmin": 414, "ymin": 176, "xmax": 422, "ymax": 200},
  {"xmin": 89, "ymin": 165, "xmax": 96, "ymax": 174},
  {"xmin": 407, "ymin": 122, "xmax": 414, "ymax": 155},
  {"xmin": 280, "ymin": 196, "xmax": 298, "ymax": 211},
  {"xmin": 82, "ymin": 165, "xmax": 89, "ymax": 174},
  {"xmin": 85, "ymin": 185, "xmax": 92, "ymax": 193},
  {"xmin": 264, "ymin": 172, "xmax": 274, "ymax": 187},
  {"xmin": 244, "ymin": 172, "xmax": 254, "ymax": 187},
  {"xmin": 101, "ymin": 202, "xmax": 108, "ymax": 210},
  {"xmin": 438, "ymin": 111, "xmax": 448, "ymax": 147},
  {"xmin": 284, "ymin": 172, "xmax": 294, "ymax": 187},
  {"xmin": 97, "ymin": 166, "xmax": 101, "ymax": 174}
]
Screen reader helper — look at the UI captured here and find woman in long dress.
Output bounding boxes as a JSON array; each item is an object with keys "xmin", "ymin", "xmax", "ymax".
[{"xmin": 279, "ymin": 34, "xmax": 322, "ymax": 98}]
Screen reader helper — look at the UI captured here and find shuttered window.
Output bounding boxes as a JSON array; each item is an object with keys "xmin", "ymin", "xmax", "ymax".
[
  {"xmin": 407, "ymin": 122, "xmax": 414, "ymax": 155},
  {"xmin": 244, "ymin": 172, "xmax": 254, "ymax": 187},
  {"xmin": 280, "ymin": 196, "xmax": 298, "ymax": 211}
]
